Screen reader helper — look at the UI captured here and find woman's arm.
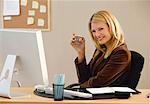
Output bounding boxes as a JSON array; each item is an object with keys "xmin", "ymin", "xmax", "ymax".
[{"xmin": 74, "ymin": 57, "xmax": 91, "ymax": 83}]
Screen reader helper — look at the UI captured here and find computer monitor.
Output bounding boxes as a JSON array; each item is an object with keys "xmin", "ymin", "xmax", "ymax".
[{"xmin": 0, "ymin": 29, "xmax": 49, "ymax": 87}]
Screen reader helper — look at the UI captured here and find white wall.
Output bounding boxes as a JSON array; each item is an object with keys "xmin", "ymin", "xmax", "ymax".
[{"xmin": 0, "ymin": 0, "xmax": 150, "ymax": 88}]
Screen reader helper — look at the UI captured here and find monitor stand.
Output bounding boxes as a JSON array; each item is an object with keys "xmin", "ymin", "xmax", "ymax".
[{"xmin": 0, "ymin": 55, "xmax": 29, "ymax": 98}]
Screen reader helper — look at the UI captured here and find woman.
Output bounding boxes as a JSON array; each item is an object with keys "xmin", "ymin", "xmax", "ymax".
[{"xmin": 70, "ymin": 10, "xmax": 131, "ymax": 88}]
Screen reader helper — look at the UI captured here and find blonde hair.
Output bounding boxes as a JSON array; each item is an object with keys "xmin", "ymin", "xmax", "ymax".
[{"xmin": 88, "ymin": 10, "xmax": 125, "ymax": 58}]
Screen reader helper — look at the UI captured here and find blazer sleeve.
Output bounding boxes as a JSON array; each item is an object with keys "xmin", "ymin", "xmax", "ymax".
[
  {"xmin": 74, "ymin": 57, "xmax": 91, "ymax": 83},
  {"xmin": 80, "ymin": 49, "xmax": 131, "ymax": 88}
]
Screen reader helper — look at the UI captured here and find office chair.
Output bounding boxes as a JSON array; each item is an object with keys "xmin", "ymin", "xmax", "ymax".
[
  {"xmin": 127, "ymin": 50, "xmax": 144, "ymax": 89},
  {"xmin": 65, "ymin": 51, "xmax": 144, "ymax": 90}
]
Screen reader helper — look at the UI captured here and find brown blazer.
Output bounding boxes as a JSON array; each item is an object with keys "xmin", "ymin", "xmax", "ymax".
[{"xmin": 75, "ymin": 44, "xmax": 131, "ymax": 88}]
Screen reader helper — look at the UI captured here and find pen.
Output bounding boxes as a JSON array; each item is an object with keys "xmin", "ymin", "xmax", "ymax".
[{"xmin": 146, "ymin": 93, "xmax": 150, "ymax": 98}]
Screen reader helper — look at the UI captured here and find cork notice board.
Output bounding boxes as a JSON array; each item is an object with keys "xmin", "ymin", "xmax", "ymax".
[{"xmin": 3, "ymin": 0, "xmax": 50, "ymax": 31}]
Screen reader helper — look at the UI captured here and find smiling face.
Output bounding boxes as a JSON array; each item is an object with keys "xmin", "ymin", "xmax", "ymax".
[
  {"xmin": 91, "ymin": 21, "xmax": 112, "ymax": 46},
  {"xmin": 89, "ymin": 10, "xmax": 125, "ymax": 58}
]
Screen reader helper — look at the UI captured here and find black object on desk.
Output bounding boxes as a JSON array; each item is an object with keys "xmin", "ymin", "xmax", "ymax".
[
  {"xmin": 70, "ymin": 88, "xmax": 131, "ymax": 99},
  {"xmin": 34, "ymin": 88, "xmax": 132, "ymax": 100}
]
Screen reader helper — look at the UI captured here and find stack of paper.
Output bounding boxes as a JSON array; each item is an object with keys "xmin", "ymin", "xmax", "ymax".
[{"xmin": 86, "ymin": 87, "xmax": 136, "ymax": 94}]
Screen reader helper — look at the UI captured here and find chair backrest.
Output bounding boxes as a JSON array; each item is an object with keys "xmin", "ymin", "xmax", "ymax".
[{"xmin": 128, "ymin": 51, "xmax": 144, "ymax": 89}]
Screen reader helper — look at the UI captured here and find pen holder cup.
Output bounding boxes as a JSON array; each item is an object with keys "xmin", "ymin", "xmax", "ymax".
[{"xmin": 53, "ymin": 84, "xmax": 64, "ymax": 101}]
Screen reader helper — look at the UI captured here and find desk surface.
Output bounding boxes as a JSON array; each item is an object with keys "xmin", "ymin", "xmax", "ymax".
[{"xmin": 0, "ymin": 87, "xmax": 149, "ymax": 104}]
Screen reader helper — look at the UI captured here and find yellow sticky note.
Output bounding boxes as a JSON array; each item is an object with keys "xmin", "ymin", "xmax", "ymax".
[
  {"xmin": 27, "ymin": 17, "xmax": 34, "ymax": 25},
  {"xmin": 21, "ymin": 0, "xmax": 27, "ymax": 6},
  {"xmin": 32, "ymin": 1, "xmax": 39, "ymax": 9},
  {"xmin": 38, "ymin": 18, "xmax": 44, "ymax": 26},
  {"xmin": 28, "ymin": 10, "xmax": 35, "ymax": 16},
  {"xmin": 40, "ymin": 5, "xmax": 46, "ymax": 13}
]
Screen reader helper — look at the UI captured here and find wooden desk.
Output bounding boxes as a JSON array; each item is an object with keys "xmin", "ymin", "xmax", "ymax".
[{"xmin": 0, "ymin": 87, "xmax": 149, "ymax": 104}]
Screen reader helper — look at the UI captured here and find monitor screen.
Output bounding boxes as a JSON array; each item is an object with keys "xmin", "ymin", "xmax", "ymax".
[{"xmin": 0, "ymin": 29, "xmax": 49, "ymax": 87}]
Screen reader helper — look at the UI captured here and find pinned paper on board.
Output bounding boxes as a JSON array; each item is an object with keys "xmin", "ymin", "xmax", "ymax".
[
  {"xmin": 27, "ymin": 17, "xmax": 34, "ymax": 25},
  {"xmin": 32, "ymin": 1, "xmax": 39, "ymax": 9},
  {"xmin": 28, "ymin": 10, "xmax": 35, "ymax": 16},
  {"xmin": 38, "ymin": 19, "xmax": 44, "ymax": 27},
  {"xmin": 3, "ymin": 0, "xmax": 20, "ymax": 16},
  {"xmin": 21, "ymin": 0, "xmax": 27, "ymax": 6},
  {"xmin": 3, "ymin": 16, "xmax": 12, "ymax": 21},
  {"xmin": 40, "ymin": 5, "xmax": 47, "ymax": 13}
]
